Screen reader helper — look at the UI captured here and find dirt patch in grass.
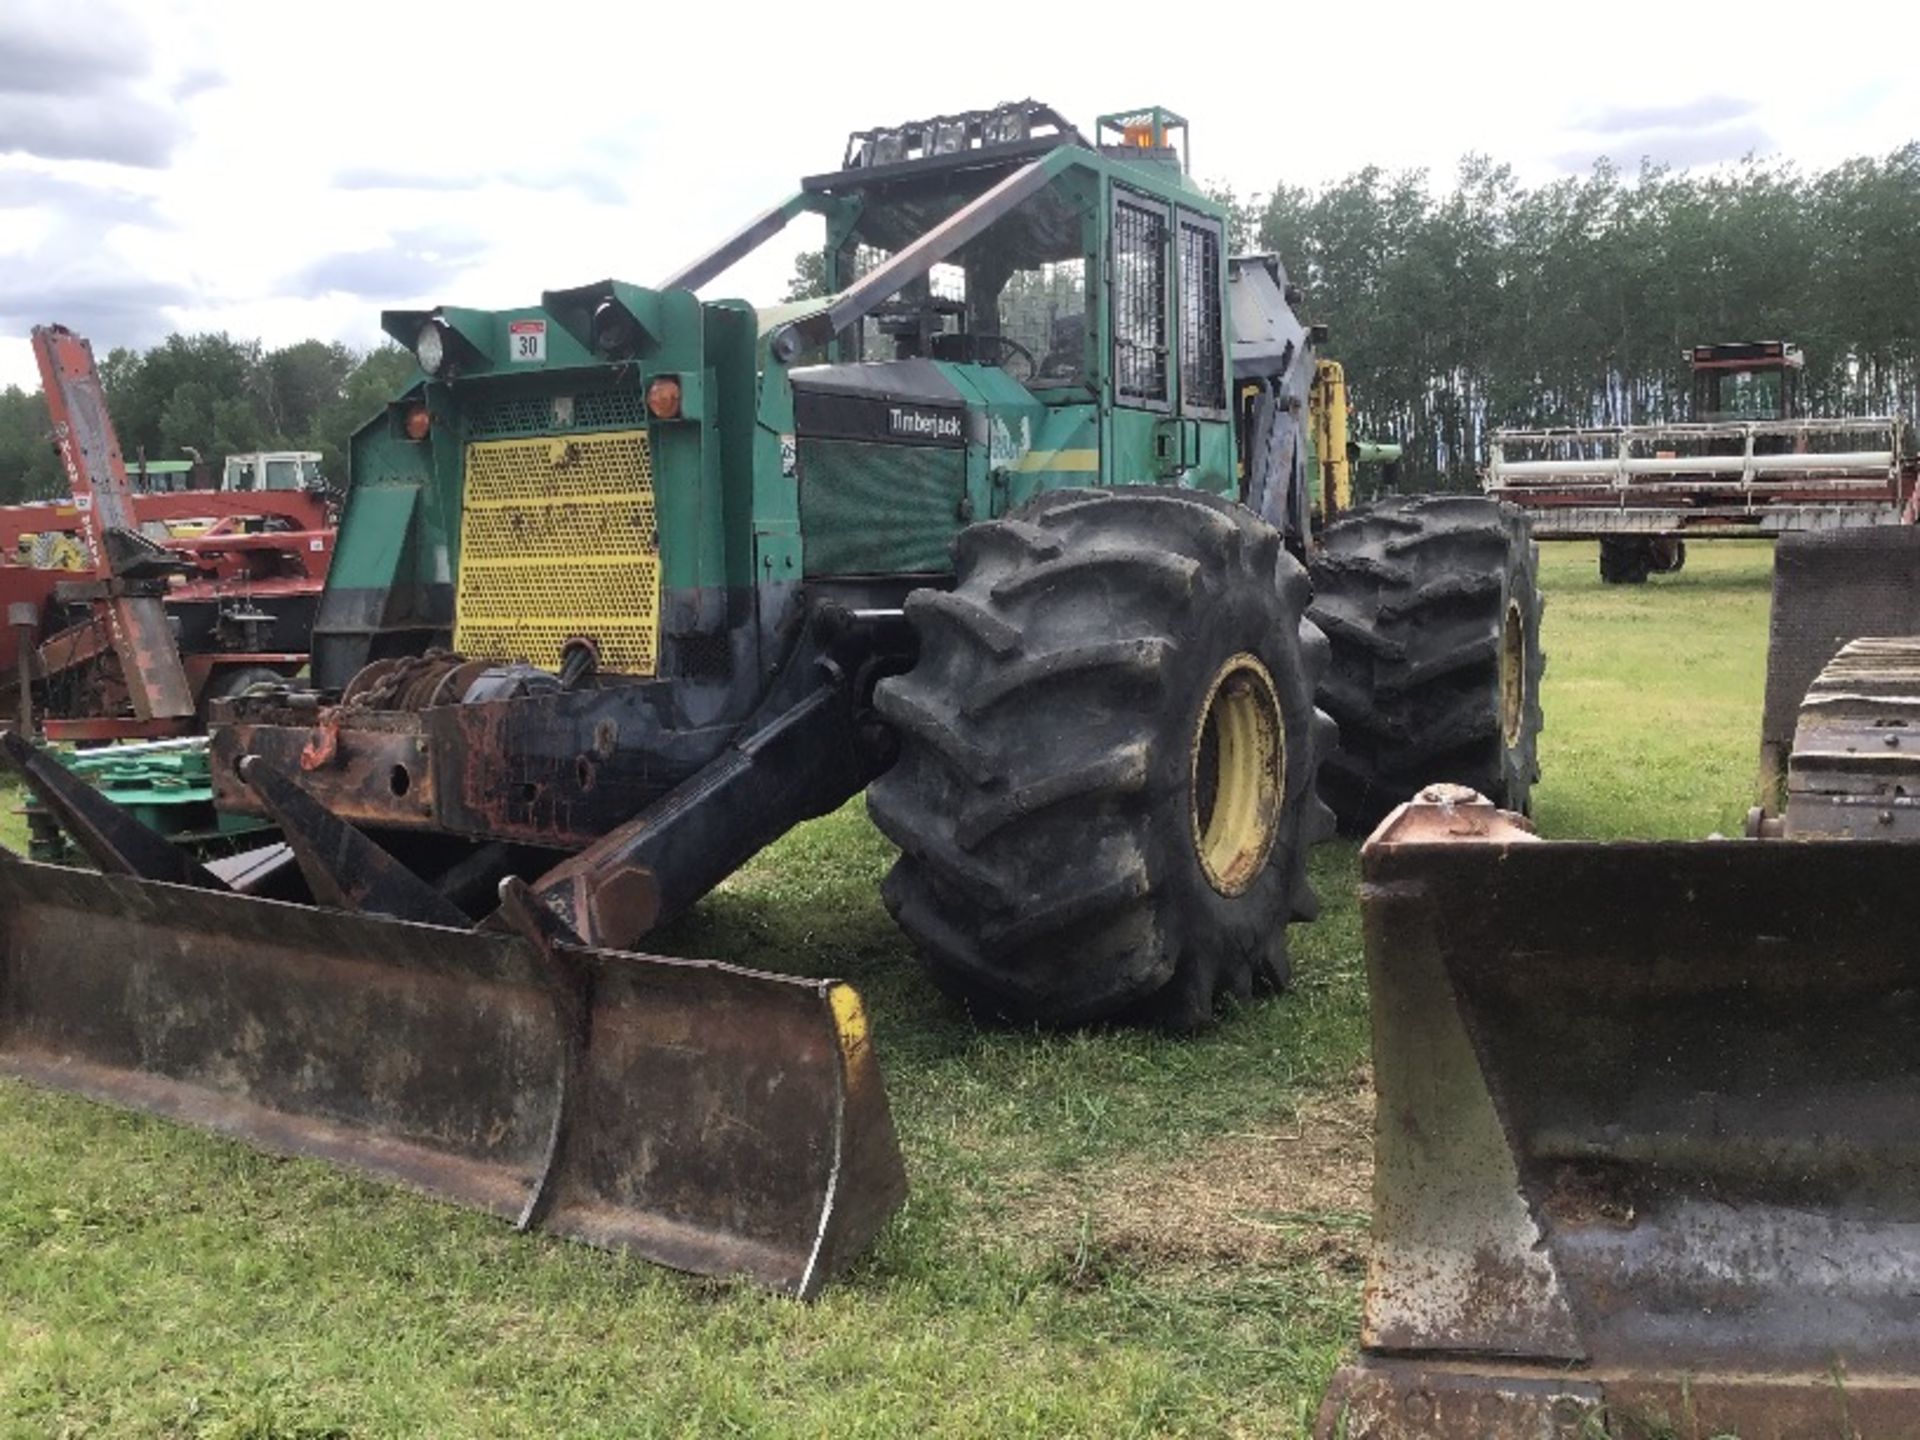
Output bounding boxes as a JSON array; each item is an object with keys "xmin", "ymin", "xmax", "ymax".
[{"xmin": 1017, "ymin": 1070, "xmax": 1374, "ymax": 1282}]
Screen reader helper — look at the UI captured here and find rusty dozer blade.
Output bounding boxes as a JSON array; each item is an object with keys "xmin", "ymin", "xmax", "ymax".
[
  {"xmin": 0, "ymin": 848, "xmax": 906, "ymax": 1297},
  {"xmin": 1317, "ymin": 789, "xmax": 1920, "ymax": 1440}
]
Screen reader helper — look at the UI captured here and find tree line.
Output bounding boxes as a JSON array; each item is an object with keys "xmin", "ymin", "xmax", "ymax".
[
  {"xmin": 2, "ymin": 141, "xmax": 1914, "ymax": 503},
  {"xmin": 0, "ymin": 337, "xmax": 416, "ymax": 503},
  {"xmin": 1224, "ymin": 143, "xmax": 1920, "ymax": 489}
]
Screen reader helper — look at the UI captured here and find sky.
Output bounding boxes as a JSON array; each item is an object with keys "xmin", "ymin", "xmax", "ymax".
[{"xmin": 1, "ymin": 0, "xmax": 1916, "ymax": 393}]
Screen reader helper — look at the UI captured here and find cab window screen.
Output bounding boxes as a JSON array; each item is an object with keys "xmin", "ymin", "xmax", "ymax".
[
  {"xmin": 1113, "ymin": 197, "xmax": 1168, "ymax": 405},
  {"xmin": 1179, "ymin": 218, "xmax": 1224, "ymax": 413}
]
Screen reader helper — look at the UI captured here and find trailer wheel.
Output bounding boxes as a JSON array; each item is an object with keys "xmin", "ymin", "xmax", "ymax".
[
  {"xmin": 867, "ymin": 488, "xmax": 1336, "ymax": 1030},
  {"xmin": 1308, "ymin": 495, "xmax": 1544, "ymax": 834},
  {"xmin": 1599, "ymin": 536, "xmax": 1654, "ymax": 584}
]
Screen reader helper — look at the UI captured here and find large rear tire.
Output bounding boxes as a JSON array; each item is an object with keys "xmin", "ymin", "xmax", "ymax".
[
  {"xmin": 1308, "ymin": 495, "xmax": 1544, "ymax": 835},
  {"xmin": 867, "ymin": 488, "xmax": 1336, "ymax": 1031}
]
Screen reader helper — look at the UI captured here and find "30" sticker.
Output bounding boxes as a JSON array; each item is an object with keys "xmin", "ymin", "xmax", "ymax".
[{"xmin": 508, "ymin": 319, "xmax": 547, "ymax": 363}]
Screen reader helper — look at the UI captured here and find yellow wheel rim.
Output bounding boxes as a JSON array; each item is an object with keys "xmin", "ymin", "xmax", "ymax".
[
  {"xmin": 1500, "ymin": 598, "xmax": 1525, "ymax": 748},
  {"xmin": 1189, "ymin": 653, "xmax": 1286, "ymax": 897}
]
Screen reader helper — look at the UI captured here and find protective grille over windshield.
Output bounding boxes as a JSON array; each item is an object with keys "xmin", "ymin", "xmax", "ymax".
[
  {"xmin": 1113, "ymin": 196, "xmax": 1168, "ymax": 404},
  {"xmin": 1179, "ymin": 218, "xmax": 1224, "ymax": 413},
  {"xmin": 832, "ymin": 177, "xmax": 1093, "ymax": 387},
  {"xmin": 998, "ymin": 260, "xmax": 1087, "ymax": 386}
]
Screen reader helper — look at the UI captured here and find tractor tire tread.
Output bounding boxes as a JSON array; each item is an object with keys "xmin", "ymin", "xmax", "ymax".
[
  {"xmin": 1308, "ymin": 495, "xmax": 1545, "ymax": 834},
  {"xmin": 870, "ymin": 486, "xmax": 1330, "ymax": 1028}
]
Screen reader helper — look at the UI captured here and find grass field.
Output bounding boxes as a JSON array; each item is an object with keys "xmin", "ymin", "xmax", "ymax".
[{"xmin": 0, "ymin": 541, "xmax": 1776, "ymax": 1438}]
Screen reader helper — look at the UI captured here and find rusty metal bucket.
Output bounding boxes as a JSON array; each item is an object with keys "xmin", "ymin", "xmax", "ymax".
[
  {"xmin": 0, "ymin": 849, "xmax": 905, "ymax": 1297},
  {"xmin": 1317, "ymin": 790, "xmax": 1920, "ymax": 1439}
]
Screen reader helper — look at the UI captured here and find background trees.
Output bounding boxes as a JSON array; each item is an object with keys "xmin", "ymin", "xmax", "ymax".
[
  {"xmin": 0, "ymin": 340, "xmax": 415, "ymax": 503},
  {"xmin": 1, "ymin": 142, "xmax": 1915, "ymax": 503},
  {"xmin": 1238, "ymin": 143, "xmax": 1920, "ymax": 489}
]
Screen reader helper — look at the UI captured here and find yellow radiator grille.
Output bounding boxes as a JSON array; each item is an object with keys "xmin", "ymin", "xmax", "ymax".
[{"xmin": 454, "ymin": 430, "xmax": 660, "ymax": 676}]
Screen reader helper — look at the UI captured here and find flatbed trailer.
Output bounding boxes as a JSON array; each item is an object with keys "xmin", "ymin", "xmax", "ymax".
[
  {"xmin": 1485, "ymin": 414, "xmax": 1914, "ymax": 539},
  {"xmin": 1482, "ymin": 340, "xmax": 1918, "ymax": 581}
]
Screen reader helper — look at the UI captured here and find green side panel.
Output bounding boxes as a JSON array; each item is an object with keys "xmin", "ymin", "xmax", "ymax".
[
  {"xmin": 1103, "ymin": 409, "xmax": 1235, "ymax": 498},
  {"xmin": 704, "ymin": 301, "xmax": 767, "ymax": 592},
  {"xmin": 945, "ymin": 360, "xmax": 1046, "ymax": 526},
  {"xmin": 999, "ymin": 404, "xmax": 1101, "ymax": 512},
  {"xmin": 1108, "ymin": 405, "xmax": 1164, "ymax": 486},
  {"xmin": 331, "ymin": 482, "xmax": 424, "ymax": 591},
  {"xmin": 1192, "ymin": 420, "xmax": 1235, "ymax": 497},
  {"xmin": 752, "ymin": 347, "xmax": 802, "ymax": 583},
  {"xmin": 798, "ymin": 439, "xmax": 966, "ymax": 576},
  {"xmin": 342, "ymin": 396, "xmax": 456, "ymax": 594}
]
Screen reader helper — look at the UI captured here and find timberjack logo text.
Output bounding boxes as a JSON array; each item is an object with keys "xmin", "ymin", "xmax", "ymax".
[{"xmin": 888, "ymin": 407, "xmax": 964, "ymax": 442}]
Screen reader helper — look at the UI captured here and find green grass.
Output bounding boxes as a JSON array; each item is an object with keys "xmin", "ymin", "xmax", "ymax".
[
  {"xmin": 0, "ymin": 778, "xmax": 25, "ymax": 854},
  {"xmin": 1530, "ymin": 540, "xmax": 1773, "ymax": 840},
  {"xmin": 0, "ymin": 541, "xmax": 1775, "ymax": 1438}
]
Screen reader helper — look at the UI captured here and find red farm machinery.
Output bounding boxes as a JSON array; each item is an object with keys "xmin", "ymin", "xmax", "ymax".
[
  {"xmin": 1485, "ymin": 340, "xmax": 1916, "ymax": 583},
  {"xmin": 1, "ymin": 325, "xmax": 333, "ymax": 742}
]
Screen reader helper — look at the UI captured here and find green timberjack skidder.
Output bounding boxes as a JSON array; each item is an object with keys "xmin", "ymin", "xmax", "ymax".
[{"xmin": 2, "ymin": 103, "xmax": 1544, "ymax": 1294}]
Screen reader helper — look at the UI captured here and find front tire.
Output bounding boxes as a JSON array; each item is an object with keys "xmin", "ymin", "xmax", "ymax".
[
  {"xmin": 867, "ymin": 488, "xmax": 1336, "ymax": 1031},
  {"xmin": 1308, "ymin": 495, "xmax": 1545, "ymax": 834}
]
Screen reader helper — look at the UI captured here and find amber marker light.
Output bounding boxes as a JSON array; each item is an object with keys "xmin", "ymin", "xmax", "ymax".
[{"xmin": 647, "ymin": 375, "xmax": 683, "ymax": 420}]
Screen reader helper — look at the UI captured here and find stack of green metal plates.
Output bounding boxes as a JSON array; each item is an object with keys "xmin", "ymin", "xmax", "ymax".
[{"xmin": 24, "ymin": 738, "xmax": 268, "ymax": 861}]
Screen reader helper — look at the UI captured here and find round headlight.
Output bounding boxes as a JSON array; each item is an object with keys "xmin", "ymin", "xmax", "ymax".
[
  {"xmin": 415, "ymin": 320, "xmax": 446, "ymax": 376},
  {"xmin": 590, "ymin": 299, "xmax": 636, "ymax": 357}
]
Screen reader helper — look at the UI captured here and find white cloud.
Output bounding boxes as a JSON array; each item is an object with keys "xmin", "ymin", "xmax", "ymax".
[
  {"xmin": 0, "ymin": 0, "xmax": 198, "ymax": 167},
  {"xmin": 0, "ymin": 0, "xmax": 1917, "ymax": 392}
]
